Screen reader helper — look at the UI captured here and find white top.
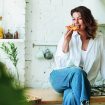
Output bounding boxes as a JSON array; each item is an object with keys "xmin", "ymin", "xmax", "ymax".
[
  {"xmin": 54, "ymin": 31, "xmax": 105, "ymax": 85},
  {"xmin": 79, "ymin": 50, "xmax": 88, "ymax": 69}
]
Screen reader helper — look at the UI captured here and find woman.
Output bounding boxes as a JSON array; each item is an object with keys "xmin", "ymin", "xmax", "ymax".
[{"xmin": 50, "ymin": 6, "xmax": 105, "ymax": 105}]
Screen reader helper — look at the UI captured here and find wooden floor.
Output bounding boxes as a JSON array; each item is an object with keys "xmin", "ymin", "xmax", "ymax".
[{"xmin": 25, "ymin": 88, "xmax": 105, "ymax": 105}]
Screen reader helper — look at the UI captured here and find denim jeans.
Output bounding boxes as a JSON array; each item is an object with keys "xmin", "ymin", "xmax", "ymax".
[{"xmin": 50, "ymin": 67, "xmax": 91, "ymax": 105}]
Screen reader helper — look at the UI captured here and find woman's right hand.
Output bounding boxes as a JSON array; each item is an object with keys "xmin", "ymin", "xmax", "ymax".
[
  {"xmin": 62, "ymin": 29, "xmax": 73, "ymax": 53},
  {"xmin": 64, "ymin": 29, "xmax": 73, "ymax": 42}
]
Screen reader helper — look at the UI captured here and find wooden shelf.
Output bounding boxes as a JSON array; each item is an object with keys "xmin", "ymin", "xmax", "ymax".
[
  {"xmin": 0, "ymin": 39, "xmax": 25, "ymax": 42},
  {"xmin": 25, "ymin": 88, "xmax": 105, "ymax": 104}
]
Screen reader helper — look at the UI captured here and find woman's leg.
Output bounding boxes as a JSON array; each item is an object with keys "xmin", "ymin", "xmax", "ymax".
[
  {"xmin": 50, "ymin": 67, "xmax": 75, "ymax": 93},
  {"xmin": 63, "ymin": 88, "xmax": 77, "ymax": 105},
  {"xmin": 70, "ymin": 68, "xmax": 90, "ymax": 105},
  {"xmin": 50, "ymin": 67, "xmax": 91, "ymax": 105}
]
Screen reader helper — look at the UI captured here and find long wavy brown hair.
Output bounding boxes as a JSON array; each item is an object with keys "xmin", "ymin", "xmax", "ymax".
[{"xmin": 71, "ymin": 6, "xmax": 98, "ymax": 39}]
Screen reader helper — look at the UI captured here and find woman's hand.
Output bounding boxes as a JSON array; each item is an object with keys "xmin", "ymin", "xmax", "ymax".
[
  {"xmin": 62, "ymin": 29, "xmax": 73, "ymax": 53},
  {"xmin": 64, "ymin": 29, "xmax": 73, "ymax": 42}
]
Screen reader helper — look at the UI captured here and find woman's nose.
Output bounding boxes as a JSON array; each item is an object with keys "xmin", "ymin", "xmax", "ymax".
[{"xmin": 75, "ymin": 19, "xmax": 79, "ymax": 24}]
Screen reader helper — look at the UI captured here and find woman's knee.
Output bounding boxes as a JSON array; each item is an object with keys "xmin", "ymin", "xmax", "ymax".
[
  {"xmin": 49, "ymin": 70, "xmax": 57, "ymax": 81},
  {"xmin": 72, "ymin": 67, "xmax": 87, "ymax": 76},
  {"xmin": 49, "ymin": 70, "xmax": 55, "ymax": 85},
  {"xmin": 50, "ymin": 79, "xmax": 64, "ymax": 93},
  {"xmin": 49, "ymin": 70, "xmax": 64, "ymax": 93}
]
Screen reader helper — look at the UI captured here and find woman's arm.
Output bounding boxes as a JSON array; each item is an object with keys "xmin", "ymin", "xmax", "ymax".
[
  {"xmin": 62, "ymin": 30, "xmax": 73, "ymax": 53},
  {"xmin": 54, "ymin": 30, "xmax": 73, "ymax": 68}
]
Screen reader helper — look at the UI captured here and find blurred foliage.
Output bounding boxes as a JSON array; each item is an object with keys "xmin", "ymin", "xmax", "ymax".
[
  {"xmin": 0, "ymin": 42, "xmax": 20, "ymax": 85},
  {"xmin": 0, "ymin": 42, "xmax": 18, "ymax": 67},
  {"xmin": 0, "ymin": 62, "xmax": 30, "ymax": 105}
]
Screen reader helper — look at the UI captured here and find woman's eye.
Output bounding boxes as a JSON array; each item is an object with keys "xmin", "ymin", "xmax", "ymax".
[
  {"xmin": 72, "ymin": 18, "xmax": 75, "ymax": 21},
  {"xmin": 72, "ymin": 17, "xmax": 82, "ymax": 21},
  {"xmin": 78, "ymin": 17, "xmax": 82, "ymax": 20}
]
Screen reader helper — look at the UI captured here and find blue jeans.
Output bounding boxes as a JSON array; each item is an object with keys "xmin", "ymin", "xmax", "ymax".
[{"xmin": 50, "ymin": 67, "xmax": 91, "ymax": 105}]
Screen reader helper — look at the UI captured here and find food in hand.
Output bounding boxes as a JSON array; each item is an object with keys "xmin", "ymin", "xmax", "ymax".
[{"xmin": 66, "ymin": 25, "xmax": 79, "ymax": 31}]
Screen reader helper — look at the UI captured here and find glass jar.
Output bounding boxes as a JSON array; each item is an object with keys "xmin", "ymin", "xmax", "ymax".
[{"xmin": 0, "ymin": 16, "xmax": 3, "ymax": 39}]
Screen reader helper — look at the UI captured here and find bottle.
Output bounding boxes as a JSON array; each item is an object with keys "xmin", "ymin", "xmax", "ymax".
[
  {"xmin": 5, "ymin": 29, "xmax": 13, "ymax": 39},
  {"xmin": 14, "ymin": 31, "xmax": 18, "ymax": 39},
  {"xmin": 0, "ymin": 16, "xmax": 4, "ymax": 39}
]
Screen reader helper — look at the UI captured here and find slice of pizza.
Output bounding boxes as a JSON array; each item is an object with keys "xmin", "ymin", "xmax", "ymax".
[{"xmin": 66, "ymin": 25, "xmax": 79, "ymax": 31}]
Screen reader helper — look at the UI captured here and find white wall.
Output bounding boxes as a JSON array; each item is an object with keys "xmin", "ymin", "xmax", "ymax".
[
  {"xmin": 2, "ymin": 0, "xmax": 25, "ymax": 39},
  {"xmin": 0, "ymin": 0, "xmax": 105, "ymax": 88},
  {"xmin": 0, "ymin": 40, "xmax": 25, "ymax": 86},
  {"xmin": 0, "ymin": 0, "xmax": 25, "ymax": 86},
  {"xmin": 0, "ymin": 0, "xmax": 3, "ymax": 16},
  {"xmin": 25, "ymin": 0, "xmax": 105, "ymax": 88}
]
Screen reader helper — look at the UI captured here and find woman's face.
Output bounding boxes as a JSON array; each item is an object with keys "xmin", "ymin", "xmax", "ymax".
[{"xmin": 72, "ymin": 12, "xmax": 86, "ymax": 31}]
